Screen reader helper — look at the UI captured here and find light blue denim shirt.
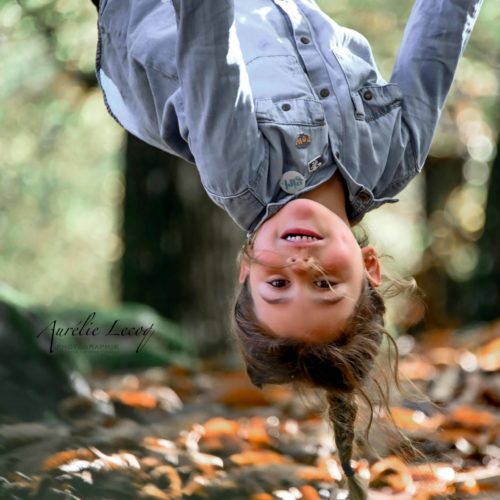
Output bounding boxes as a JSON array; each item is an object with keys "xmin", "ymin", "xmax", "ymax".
[{"xmin": 96, "ymin": 0, "xmax": 482, "ymax": 234}]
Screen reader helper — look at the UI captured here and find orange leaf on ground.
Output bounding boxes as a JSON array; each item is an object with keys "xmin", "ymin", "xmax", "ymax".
[
  {"xmin": 445, "ymin": 406, "xmax": 498, "ymax": 429},
  {"xmin": 150, "ymin": 465, "xmax": 182, "ymax": 496},
  {"xmin": 241, "ymin": 417, "xmax": 272, "ymax": 447},
  {"xmin": 190, "ymin": 451, "xmax": 224, "ymax": 475},
  {"xmin": 420, "ymin": 329, "xmax": 455, "ymax": 349},
  {"xmin": 437, "ymin": 428, "xmax": 488, "ymax": 448},
  {"xmin": 139, "ymin": 484, "xmax": 170, "ymax": 500},
  {"xmin": 299, "ymin": 485, "xmax": 321, "ymax": 500},
  {"xmin": 209, "ymin": 371, "xmax": 293, "ymax": 407},
  {"xmin": 229, "ymin": 450, "xmax": 291, "ymax": 466},
  {"xmin": 457, "ymin": 480, "xmax": 480, "ymax": 495},
  {"xmin": 476, "ymin": 338, "xmax": 500, "ymax": 372},
  {"xmin": 40, "ymin": 448, "xmax": 95, "ymax": 472},
  {"xmin": 251, "ymin": 494, "xmax": 274, "ymax": 500},
  {"xmin": 202, "ymin": 417, "xmax": 240, "ymax": 436},
  {"xmin": 370, "ymin": 456, "xmax": 413, "ymax": 493},
  {"xmin": 297, "ymin": 465, "xmax": 336, "ymax": 482},
  {"xmin": 215, "ymin": 386, "xmax": 272, "ymax": 407},
  {"xmin": 427, "ymin": 347, "xmax": 457, "ymax": 366},
  {"xmin": 409, "ymin": 463, "xmax": 455, "ymax": 498},
  {"xmin": 197, "ymin": 417, "xmax": 246, "ymax": 453},
  {"xmin": 143, "ymin": 437, "xmax": 177, "ymax": 453},
  {"xmin": 398, "ymin": 357, "xmax": 437, "ymax": 381},
  {"xmin": 109, "ymin": 390, "xmax": 158, "ymax": 409},
  {"xmin": 389, "ymin": 407, "xmax": 444, "ymax": 432}
]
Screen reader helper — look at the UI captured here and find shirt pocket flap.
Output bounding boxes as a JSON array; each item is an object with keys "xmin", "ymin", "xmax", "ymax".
[
  {"xmin": 255, "ymin": 98, "xmax": 326, "ymax": 127},
  {"xmin": 352, "ymin": 84, "xmax": 403, "ymax": 122}
]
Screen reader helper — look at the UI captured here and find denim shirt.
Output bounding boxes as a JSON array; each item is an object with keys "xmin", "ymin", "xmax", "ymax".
[{"xmin": 96, "ymin": 0, "xmax": 482, "ymax": 234}]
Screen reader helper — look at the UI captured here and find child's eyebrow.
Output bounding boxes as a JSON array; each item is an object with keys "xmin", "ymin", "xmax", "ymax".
[{"xmin": 261, "ymin": 295, "xmax": 344, "ymax": 305}]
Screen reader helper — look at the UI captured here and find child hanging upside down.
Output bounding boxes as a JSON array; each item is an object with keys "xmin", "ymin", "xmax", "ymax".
[{"xmin": 90, "ymin": 0, "xmax": 483, "ymax": 497}]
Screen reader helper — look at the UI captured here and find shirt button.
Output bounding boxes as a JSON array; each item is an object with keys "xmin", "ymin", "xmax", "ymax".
[
  {"xmin": 280, "ymin": 171, "xmax": 306, "ymax": 194},
  {"xmin": 300, "ymin": 36, "xmax": 311, "ymax": 44},
  {"xmin": 358, "ymin": 191, "xmax": 371, "ymax": 202},
  {"xmin": 281, "ymin": 103, "xmax": 291, "ymax": 111},
  {"xmin": 363, "ymin": 90, "xmax": 373, "ymax": 101},
  {"xmin": 320, "ymin": 88, "xmax": 330, "ymax": 98}
]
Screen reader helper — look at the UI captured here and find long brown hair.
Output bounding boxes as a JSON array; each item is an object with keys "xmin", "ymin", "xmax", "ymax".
[{"xmin": 233, "ymin": 275, "xmax": 388, "ymax": 499}]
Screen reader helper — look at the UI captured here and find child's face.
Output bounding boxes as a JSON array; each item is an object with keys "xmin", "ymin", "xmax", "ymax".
[{"xmin": 239, "ymin": 199, "xmax": 381, "ymax": 343}]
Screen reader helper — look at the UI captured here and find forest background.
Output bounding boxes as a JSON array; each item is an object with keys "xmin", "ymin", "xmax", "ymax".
[{"xmin": 0, "ymin": 0, "xmax": 498, "ymax": 358}]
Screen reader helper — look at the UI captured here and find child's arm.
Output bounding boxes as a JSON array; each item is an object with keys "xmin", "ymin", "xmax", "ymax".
[
  {"xmin": 171, "ymin": 0, "xmax": 267, "ymax": 197},
  {"xmin": 391, "ymin": 0, "xmax": 483, "ymax": 170}
]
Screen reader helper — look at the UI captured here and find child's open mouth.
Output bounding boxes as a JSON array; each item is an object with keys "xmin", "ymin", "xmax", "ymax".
[{"xmin": 281, "ymin": 228, "xmax": 324, "ymax": 241}]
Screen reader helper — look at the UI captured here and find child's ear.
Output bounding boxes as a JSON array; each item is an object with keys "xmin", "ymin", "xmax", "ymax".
[
  {"xmin": 239, "ymin": 255, "xmax": 250, "ymax": 284},
  {"xmin": 361, "ymin": 246, "xmax": 382, "ymax": 287}
]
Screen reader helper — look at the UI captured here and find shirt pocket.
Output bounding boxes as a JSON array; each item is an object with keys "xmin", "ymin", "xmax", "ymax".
[
  {"xmin": 350, "ymin": 84, "xmax": 403, "ymax": 122},
  {"xmin": 254, "ymin": 97, "xmax": 332, "ymax": 182},
  {"xmin": 349, "ymin": 84, "xmax": 408, "ymax": 191},
  {"xmin": 246, "ymin": 55, "xmax": 316, "ymax": 101}
]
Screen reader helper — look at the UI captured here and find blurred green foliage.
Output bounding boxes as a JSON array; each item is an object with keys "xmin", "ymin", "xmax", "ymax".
[
  {"xmin": 1, "ymin": 0, "xmax": 123, "ymax": 307},
  {"xmin": 0, "ymin": 0, "xmax": 498, "ymax": 309}
]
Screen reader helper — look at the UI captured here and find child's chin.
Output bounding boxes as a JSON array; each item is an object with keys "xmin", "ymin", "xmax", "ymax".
[{"xmin": 279, "ymin": 198, "xmax": 325, "ymax": 218}]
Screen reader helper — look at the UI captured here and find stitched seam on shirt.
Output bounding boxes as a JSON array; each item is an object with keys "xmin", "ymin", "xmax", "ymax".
[
  {"xmin": 385, "ymin": 169, "xmax": 416, "ymax": 195},
  {"xmin": 203, "ymin": 145, "xmax": 269, "ymax": 203},
  {"xmin": 364, "ymin": 101, "xmax": 402, "ymax": 122},
  {"xmin": 96, "ymin": 26, "xmax": 127, "ymax": 131},
  {"xmin": 204, "ymin": 186, "xmax": 253, "ymax": 200},
  {"xmin": 130, "ymin": 52, "xmax": 179, "ymax": 81},
  {"xmin": 257, "ymin": 120, "xmax": 326, "ymax": 127},
  {"xmin": 248, "ymin": 140, "xmax": 269, "ymax": 206},
  {"xmin": 245, "ymin": 54, "xmax": 301, "ymax": 71}
]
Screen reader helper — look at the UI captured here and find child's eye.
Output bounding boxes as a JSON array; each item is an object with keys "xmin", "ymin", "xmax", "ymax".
[
  {"xmin": 315, "ymin": 280, "xmax": 337, "ymax": 289},
  {"xmin": 268, "ymin": 279, "xmax": 289, "ymax": 288}
]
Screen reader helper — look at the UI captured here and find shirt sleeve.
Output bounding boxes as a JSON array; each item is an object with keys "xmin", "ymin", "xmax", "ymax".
[
  {"xmin": 390, "ymin": 0, "xmax": 483, "ymax": 170},
  {"xmin": 171, "ymin": 0, "xmax": 268, "ymax": 198}
]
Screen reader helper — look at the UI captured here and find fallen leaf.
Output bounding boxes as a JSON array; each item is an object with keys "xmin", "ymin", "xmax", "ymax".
[
  {"xmin": 250, "ymin": 494, "xmax": 274, "ymax": 500},
  {"xmin": 445, "ymin": 406, "xmax": 498, "ymax": 429},
  {"xmin": 427, "ymin": 347, "xmax": 457, "ymax": 366},
  {"xmin": 202, "ymin": 417, "xmax": 240, "ymax": 437},
  {"xmin": 241, "ymin": 417, "xmax": 272, "ymax": 447},
  {"xmin": 457, "ymin": 479, "xmax": 481, "ymax": 495},
  {"xmin": 297, "ymin": 465, "xmax": 336, "ymax": 482},
  {"xmin": 109, "ymin": 390, "xmax": 158, "ymax": 410},
  {"xmin": 398, "ymin": 357, "xmax": 437, "ymax": 381},
  {"xmin": 139, "ymin": 483, "xmax": 170, "ymax": 500},
  {"xmin": 370, "ymin": 456, "xmax": 413, "ymax": 493},
  {"xmin": 389, "ymin": 407, "xmax": 444, "ymax": 432},
  {"xmin": 437, "ymin": 428, "xmax": 487, "ymax": 448},
  {"xmin": 40, "ymin": 448, "xmax": 95, "ymax": 472},
  {"xmin": 143, "ymin": 437, "xmax": 178, "ymax": 454},
  {"xmin": 299, "ymin": 485, "xmax": 321, "ymax": 500},
  {"xmin": 409, "ymin": 463, "xmax": 456, "ymax": 498},
  {"xmin": 214, "ymin": 386, "xmax": 272, "ymax": 407},
  {"xmin": 229, "ymin": 450, "xmax": 291, "ymax": 466},
  {"xmin": 150, "ymin": 465, "xmax": 182, "ymax": 495},
  {"xmin": 476, "ymin": 338, "xmax": 500, "ymax": 372}
]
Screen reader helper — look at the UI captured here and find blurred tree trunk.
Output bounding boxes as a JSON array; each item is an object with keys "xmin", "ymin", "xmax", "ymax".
[
  {"xmin": 417, "ymin": 137, "xmax": 500, "ymax": 326},
  {"xmin": 459, "ymin": 135, "xmax": 500, "ymax": 321},
  {"xmin": 121, "ymin": 134, "xmax": 243, "ymax": 356},
  {"xmin": 415, "ymin": 156, "xmax": 464, "ymax": 328}
]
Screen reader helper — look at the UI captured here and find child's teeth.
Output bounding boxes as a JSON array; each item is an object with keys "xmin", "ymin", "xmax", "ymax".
[{"xmin": 286, "ymin": 235, "xmax": 318, "ymax": 241}]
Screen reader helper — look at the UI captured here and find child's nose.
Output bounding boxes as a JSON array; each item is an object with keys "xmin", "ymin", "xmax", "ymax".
[{"xmin": 287, "ymin": 256, "xmax": 314, "ymax": 270}]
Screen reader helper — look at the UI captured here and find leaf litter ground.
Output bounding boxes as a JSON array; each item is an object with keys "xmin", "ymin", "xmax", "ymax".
[{"xmin": 0, "ymin": 321, "xmax": 499, "ymax": 499}]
